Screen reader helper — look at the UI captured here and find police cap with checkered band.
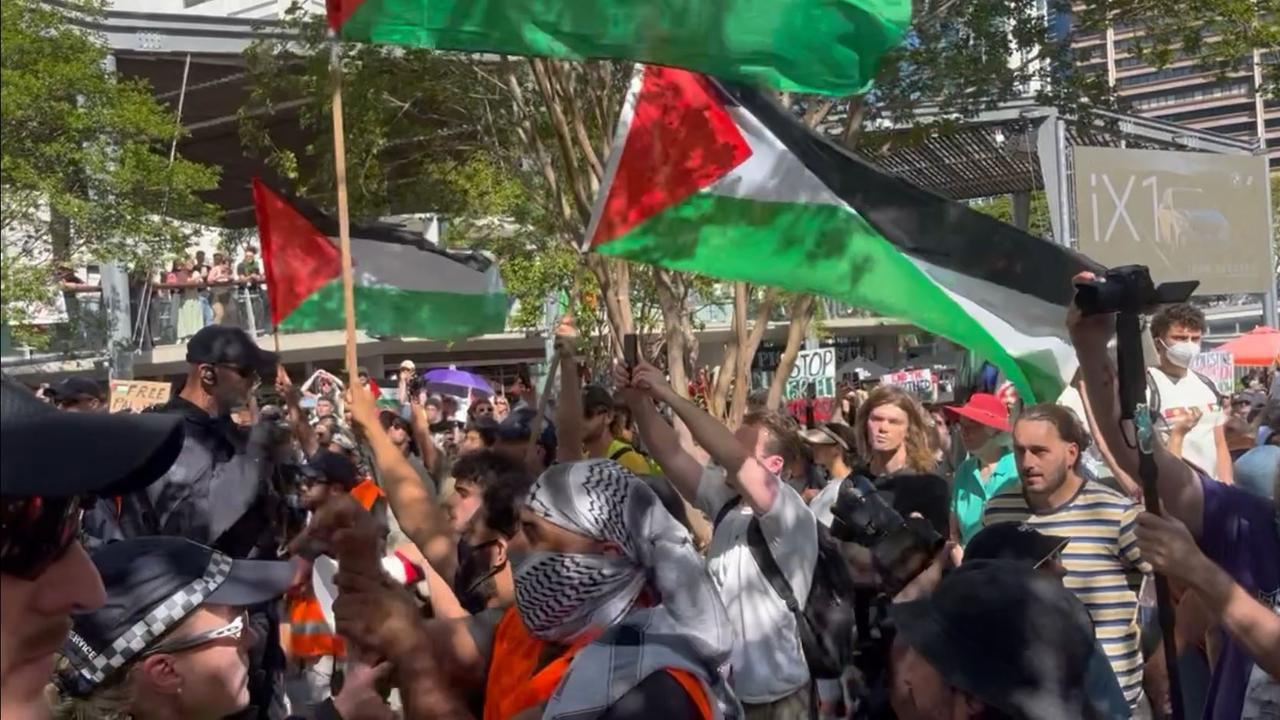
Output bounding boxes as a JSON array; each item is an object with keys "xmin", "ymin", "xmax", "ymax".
[{"xmin": 56, "ymin": 537, "xmax": 295, "ymax": 696}]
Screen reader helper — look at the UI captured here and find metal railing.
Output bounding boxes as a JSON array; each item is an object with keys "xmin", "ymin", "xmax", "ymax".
[
  {"xmin": 137, "ymin": 280, "xmax": 273, "ymax": 349},
  {"xmin": 1, "ymin": 281, "xmax": 278, "ymax": 364}
]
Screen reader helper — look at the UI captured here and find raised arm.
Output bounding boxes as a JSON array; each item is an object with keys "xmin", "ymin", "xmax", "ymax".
[
  {"xmin": 555, "ymin": 339, "xmax": 584, "ymax": 463},
  {"xmin": 1067, "ymin": 272, "xmax": 1205, "ymax": 536},
  {"xmin": 1212, "ymin": 424, "xmax": 1234, "ymax": 485},
  {"xmin": 615, "ymin": 362, "xmax": 705, "ymax": 503},
  {"xmin": 1137, "ymin": 511, "xmax": 1280, "ymax": 678},
  {"xmin": 408, "ymin": 400, "xmax": 446, "ymax": 482},
  {"xmin": 276, "ymin": 367, "xmax": 319, "ymax": 458},
  {"xmin": 348, "ymin": 382, "xmax": 455, "ymax": 577},
  {"xmin": 333, "ymin": 570, "xmax": 481, "ymax": 720},
  {"xmin": 630, "ymin": 361, "xmax": 780, "ymax": 515},
  {"xmin": 1075, "ymin": 376, "xmax": 1141, "ymax": 499}
]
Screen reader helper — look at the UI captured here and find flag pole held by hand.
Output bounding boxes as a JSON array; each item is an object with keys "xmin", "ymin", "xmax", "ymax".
[
  {"xmin": 328, "ymin": 33, "xmax": 359, "ymax": 390},
  {"xmin": 524, "ymin": 354, "xmax": 560, "ymax": 470}
]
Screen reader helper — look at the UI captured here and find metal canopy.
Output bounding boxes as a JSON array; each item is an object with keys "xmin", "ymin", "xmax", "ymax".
[{"xmin": 843, "ymin": 100, "xmax": 1262, "ymax": 201}]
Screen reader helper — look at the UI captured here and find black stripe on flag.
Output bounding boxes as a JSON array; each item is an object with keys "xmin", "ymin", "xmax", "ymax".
[{"xmin": 720, "ymin": 82, "xmax": 1104, "ymax": 309}]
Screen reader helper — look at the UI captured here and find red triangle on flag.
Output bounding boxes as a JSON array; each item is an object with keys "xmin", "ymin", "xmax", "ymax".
[
  {"xmin": 252, "ymin": 179, "xmax": 343, "ymax": 326},
  {"xmin": 588, "ymin": 67, "xmax": 752, "ymax": 248}
]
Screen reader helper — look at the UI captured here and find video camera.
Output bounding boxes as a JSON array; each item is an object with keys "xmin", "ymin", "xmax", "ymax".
[
  {"xmin": 829, "ymin": 474, "xmax": 945, "ymax": 596},
  {"xmin": 1073, "ymin": 264, "xmax": 1198, "ymax": 317},
  {"xmin": 406, "ymin": 373, "xmax": 426, "ymax": 400}
]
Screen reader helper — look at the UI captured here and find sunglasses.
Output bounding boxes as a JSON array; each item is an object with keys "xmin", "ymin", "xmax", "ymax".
[
  {"xmin": 0, "ymin": 495, "xmax": 85, "ymax": 580},
  {"xmin": 142, "ymin": 611, "xmax": 249, "ymax": 657}
]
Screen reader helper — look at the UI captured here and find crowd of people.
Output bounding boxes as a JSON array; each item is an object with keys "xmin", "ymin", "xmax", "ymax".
[
  {"xmin": 2, "ymin": 278, "xmax": 1277, "ymax": 720},
  {"xmin": 157, "ymin": 248, "xmax": 268, "ymax": 341}
]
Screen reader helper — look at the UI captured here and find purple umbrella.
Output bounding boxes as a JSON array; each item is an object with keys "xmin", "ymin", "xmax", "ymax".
[{"xmin": 423, "ymin": 366, "xmax": 494, "ymax": 398}]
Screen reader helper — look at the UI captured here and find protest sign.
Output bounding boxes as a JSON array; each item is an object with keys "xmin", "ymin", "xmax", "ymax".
[
  {"xmin": 1190, "ymin": 351, "xmax": 1234, "ymax": 394},
  {"xmin": 108, "ymin": 380, "xmax": 172, "ymax": 413},
  {"xmin": 784, "ymin": 347, "xmax": 836, "ymax": 400},
  {"xmin": 881, "ymin": 368, "xmax": 937, "ymax": 402}
]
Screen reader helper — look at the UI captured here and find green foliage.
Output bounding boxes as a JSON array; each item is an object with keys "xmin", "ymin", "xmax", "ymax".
[
  {"xmin": 970, "ymin": 192, "xmax": 1054, "ymax": 239},
  {"xmin": 241, "ymin": 4, "xmax": 500, "ymax": 220},
  {"xmin": 1, "ymin": 0, "xmax": 219, "ymax": 333}
]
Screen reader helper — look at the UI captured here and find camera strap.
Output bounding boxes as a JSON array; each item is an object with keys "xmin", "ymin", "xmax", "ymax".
[{"xmin": 711, "ymin": 497, "xmax": 805, "ymax": 627}]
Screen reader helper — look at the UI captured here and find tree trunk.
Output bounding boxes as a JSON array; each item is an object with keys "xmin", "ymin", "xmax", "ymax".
[
  {"xmin": 841, "ymin": 95, "xmax": 868, "ymax": 147},
  {"xmin": 730, "ymin": 287, "xmax": 776, "ymax": 426},
  {"xmin": 765, "ymin": 294, "xmax": 816, "ymax": 410},
  {"xmin": 653, "ymin": 268, "xmax": 694, "ymax": 399},
  {"xmin": 709, "ymin": 282, "xmax": 747, "ymax": 419}
]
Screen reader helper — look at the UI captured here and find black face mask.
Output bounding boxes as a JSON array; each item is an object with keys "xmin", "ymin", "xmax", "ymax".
[{"xmin": 456, "ymin": 539, "xmax": 506, "ymax": 614}]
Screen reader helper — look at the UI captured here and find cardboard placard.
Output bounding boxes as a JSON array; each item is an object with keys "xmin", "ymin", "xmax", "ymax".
[
  {"xmin": 1189, "ymin": 351, "xmax": 1235, "ymax": 395},
  {"xmin": 783, "ymin": 347, "xmax": 837, "ymax": 400},
  {"xmin": 108, "ymin": 380, "xmax": 172, "ymax": 413},
  {"xmin": 881, "ymin": 368, "xmax": 937, "ymax": 402}
]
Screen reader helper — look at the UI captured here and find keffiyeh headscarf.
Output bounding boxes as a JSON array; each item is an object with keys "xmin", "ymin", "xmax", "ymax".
[{"xmin": 517, "ymin": 460, "xmax": 740, "ymax": 720}]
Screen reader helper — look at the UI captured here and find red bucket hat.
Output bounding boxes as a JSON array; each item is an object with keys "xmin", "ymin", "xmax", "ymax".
[{"xmin": 945, "ymin": 393, "xmax": 1011, "ymax": 433}]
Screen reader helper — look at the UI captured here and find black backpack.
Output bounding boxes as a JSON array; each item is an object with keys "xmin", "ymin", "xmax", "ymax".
[{"xmin": 714, "ymin": 495, "xmax": 856, "ymax": 679}]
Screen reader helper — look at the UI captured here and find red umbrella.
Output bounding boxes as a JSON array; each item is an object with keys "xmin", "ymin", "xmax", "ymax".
[{"xmin": 1216, "ymin": 326, "xmax": 1280, "ymax": 366}]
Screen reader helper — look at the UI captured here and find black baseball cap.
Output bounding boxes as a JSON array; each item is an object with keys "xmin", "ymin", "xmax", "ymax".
[
  {"xmin": 379, "ymin": 409, "xmax": 411, "ymax": 433},
  {"xmin": 47, "ymin": 376, "xmax": 106, "ymax": 403},
  {"xmin": 889, "ymin": 560, "xmax": 1096, "ymax": 720},
  {"xmin": 965, "ymin": 522, "xmax": 1070, "ymax": 568},
  {"xmin": 185, "ymin": 325, "xmax": 278, "ymax": 379},
  {"xmin": 301, "ymin": 449, "xmax": 359, "ymax": 489},
  {"xmin": 1, "ymin": 376, "xmax": 184, "ymax": 498},
  {"xmin": 57, "ymin": 537, "xmax": 294, "ymax": 697},
  {"xmin": 497, "ymin": 406, "xmax": 556, "ymax": 448},
  {"xmin": 583, "ymin": 385, "xmax": 613, "ymax": 415}
]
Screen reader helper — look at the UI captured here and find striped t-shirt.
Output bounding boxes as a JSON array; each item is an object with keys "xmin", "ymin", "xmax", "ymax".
[{"xmin": 984, "ymin": 479, "xmax": 1152, "ymax": 706}]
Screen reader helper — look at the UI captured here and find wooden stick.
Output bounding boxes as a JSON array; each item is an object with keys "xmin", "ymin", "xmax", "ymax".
[{"xmin": 329, "ymin": 36, "xmax": 359, "ymax": 389}]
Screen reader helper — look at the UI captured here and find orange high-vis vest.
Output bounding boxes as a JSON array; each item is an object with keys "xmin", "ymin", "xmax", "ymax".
[
  {"xmin": 285, "ymin": 479, "xmax": 384, "ymax": 660},
  {"xmin": 482, "ymin": 607, "xmax": 712, "ymax": 720},
  {"xmin": 285, "ymin": 590, "xmax": 346, "ymax": 659}
]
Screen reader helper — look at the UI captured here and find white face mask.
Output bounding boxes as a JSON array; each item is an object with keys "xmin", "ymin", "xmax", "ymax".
[{"xmin": 1161, "ymin": 339, "xmax": 1201, "ymax": 369}]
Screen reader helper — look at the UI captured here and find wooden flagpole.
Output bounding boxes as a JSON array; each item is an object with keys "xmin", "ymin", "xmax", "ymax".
[{"xmin": 329, "ymin": 35, "xmax": 359, "ymax": 389}]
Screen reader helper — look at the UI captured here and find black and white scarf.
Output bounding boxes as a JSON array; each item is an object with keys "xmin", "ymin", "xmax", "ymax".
[{"xmin": 517, "ymin": 460, "xmax": 741, "ymax": 720}]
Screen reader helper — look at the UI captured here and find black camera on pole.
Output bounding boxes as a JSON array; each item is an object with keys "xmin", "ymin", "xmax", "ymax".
[
  {"xmin": 1073, "ymin": 263, "xmax": 1197, "ymax": 720},
  {"xmin": 1073, "ymin": 264, "xmax": 1199, "ymax": 317},
  {"xmin": 829, "ymin": 474, "xmax": 945, "ymax": 596}
]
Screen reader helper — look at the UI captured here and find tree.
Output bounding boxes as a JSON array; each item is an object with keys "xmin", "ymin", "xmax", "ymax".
[
  {"xmin": 971, "ymin": 192, "xmax": 1054, "ymax": 239},
  {"xmin": 1, "ymin": 0, "xmax": 219, "ymax": 343}
]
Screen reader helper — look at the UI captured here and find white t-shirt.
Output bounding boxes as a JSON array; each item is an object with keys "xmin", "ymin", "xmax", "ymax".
[
  {"xmin": 809, "ymin": 477, "xmax": 844, "ymax": 528},
  {"xmin": 1146, "ymin": 367, "xmax": 1224, "ymax": 479},
  {"xmin": 696, "ymin": 465, "xmax": 819, "ymax": 704}
]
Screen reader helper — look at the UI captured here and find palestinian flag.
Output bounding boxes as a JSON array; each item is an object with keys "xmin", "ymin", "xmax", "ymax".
[
  {"xmin": 252, "ymin": 179, "xmax": 507, "ymax": 340},
  {"xmin": 325, "ymin": 0, "xmax": 910, "ymax": 97},
  {"xmin": 586, "ymin": 67, "xmax": 1104, "ymax": 402}
]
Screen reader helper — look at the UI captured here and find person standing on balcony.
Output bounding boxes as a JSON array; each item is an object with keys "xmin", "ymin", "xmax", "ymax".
[
  {"xmin": 237, "ymin": 246, "xmax": 267, "ymax": 333},
  {"xmin": 207, "ymin": 253, "xmax": 239, "ymax": 328},
  {"xmin": 173, "ymin": 258, "xmax": 205, "ymax": 342},
  {"xmin": 194, "ymin": 250, "xmax": 214, "ymax": 328}
]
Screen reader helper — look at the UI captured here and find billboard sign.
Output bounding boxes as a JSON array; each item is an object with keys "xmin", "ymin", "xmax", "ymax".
[{"xmin": 1074, "ymin": 147, "xmax": 1271, "ymax": 295}]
